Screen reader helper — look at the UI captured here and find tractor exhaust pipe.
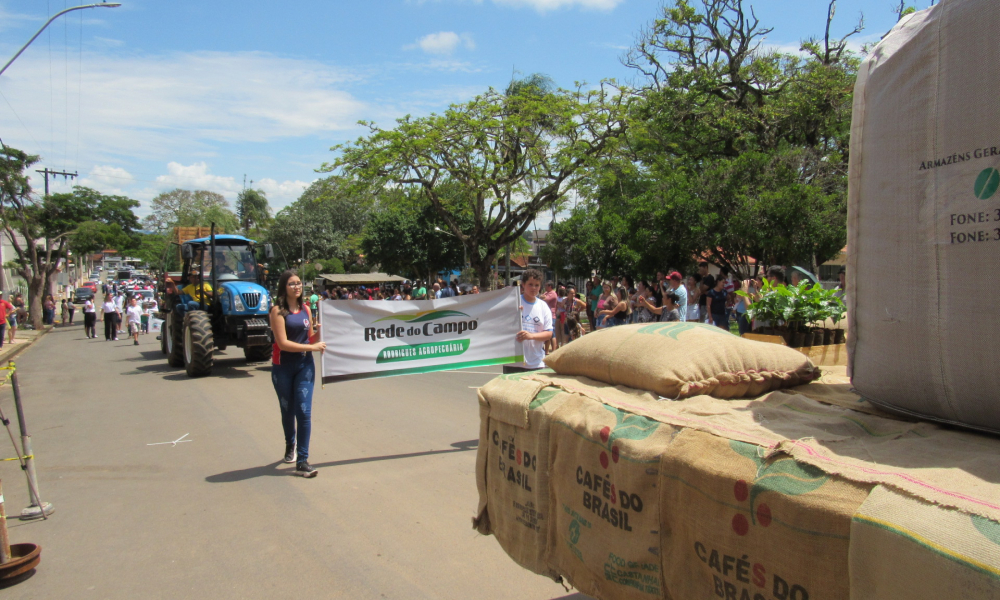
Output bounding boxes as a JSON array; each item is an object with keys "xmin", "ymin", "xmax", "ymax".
[{"xmin": 209, "ymin": 222, "xmax": 217, "ymax": 310}]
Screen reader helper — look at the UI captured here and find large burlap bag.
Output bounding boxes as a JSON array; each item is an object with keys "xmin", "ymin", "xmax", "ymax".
[
  {"xmin": 848, "ymin": 0, "xmax": 1000, "ymax": 432},
  {"xmin": 474, "ymin": 373, "xmax": 572, "ymax": 579},
  {"xmin": 545, "ymin": 323, "xmax": 819, "ymax": 399},
  {"xmin": 660, "ymin": 429, "xmax": 871, "ymax": 600},
  {"xmin": 545, "ymin": 395, "xmax": 675, "ymax": 599},
  {"xmin": 850, "ymin": 485, "xmax": 1000, "ymax": 598}
]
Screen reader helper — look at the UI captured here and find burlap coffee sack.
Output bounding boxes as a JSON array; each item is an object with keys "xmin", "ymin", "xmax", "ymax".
[
  {"xmin": 474, "ymin": 374, "xmax": 573, "ymax": 579},
  {"xmin": 850, "ymin": 485, "xmax": 1000, "ymax": 598},
  {"xmin": 660, "ymin": 429, "xmax": 871, "ymax": 600},
  {"xmin": 787, "ymin": 366, "xmax": 890, "ymax": 417},
  {"xmin": 545, "ymin": 394, "xmax": 676, "ymax": 599},
  {"xmin": 775, "ymin": 424, "xmax": 1000, "ymax": 523},
  {"xmin": 545, "ymin": 322, "xmax": 819, "ymax": 399},
  {"xmin": 847, "ymin": 0, "xmax": 1000, "ymax": 433},
  {"xmin": 524, "ymin": 372, "xmax": 918, "ymax": 448}
]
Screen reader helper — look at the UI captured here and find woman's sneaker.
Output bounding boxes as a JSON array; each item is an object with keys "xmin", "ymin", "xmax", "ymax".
[
  {"xmin": 295, "ymin": 462, "xmax": 317, "ymax": 478},
  {"xmin": 283, "ymin": 444, "xmax": 295, "ymax": 464}
]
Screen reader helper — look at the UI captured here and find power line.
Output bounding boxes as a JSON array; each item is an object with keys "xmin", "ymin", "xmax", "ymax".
[{"xmin": 0, "ymin": 88, "xmax": 42, "ymax": 149}]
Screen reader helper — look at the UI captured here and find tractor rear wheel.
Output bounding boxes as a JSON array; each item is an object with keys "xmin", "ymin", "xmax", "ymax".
[
  {"xmin": 183, "ymin": 311, "xmax": 214, "ymax": 377},
  {"xmin": 166, "ymin": 312, "xmax": 185, "ymax": 368},
  {"xmin": 244, "ymin": 343, "xmax": 271, "ymax": 363},
  {"xmin": 160, "ymin": 317, "xmax": 168, "ymax": 355}
]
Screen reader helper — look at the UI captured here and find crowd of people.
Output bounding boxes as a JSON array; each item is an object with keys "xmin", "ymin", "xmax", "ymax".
[{"xmin": 92, "ymin": 282, "xmax": 159, "ymax": 344}]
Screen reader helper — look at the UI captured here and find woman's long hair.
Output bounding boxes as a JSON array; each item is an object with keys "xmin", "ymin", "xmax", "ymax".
[{"xmin": 275, "ymin": 270, "xmax": 303, "ymax": 317}]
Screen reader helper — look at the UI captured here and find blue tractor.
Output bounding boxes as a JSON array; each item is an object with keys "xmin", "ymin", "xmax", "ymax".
[{"xmin": 160, "ymin": 233, "xmax": 275, "ymax": 377}]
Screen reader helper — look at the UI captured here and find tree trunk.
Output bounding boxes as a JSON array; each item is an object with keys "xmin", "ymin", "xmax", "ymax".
[{"xmin": 28, "ymin": 275, "xmax": 44, "ymax": 330}]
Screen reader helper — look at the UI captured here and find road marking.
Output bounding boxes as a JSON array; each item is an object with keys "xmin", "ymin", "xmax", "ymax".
[{"xmin": 147, "ymin": 433, "xmax": 192, "ymax": 447}]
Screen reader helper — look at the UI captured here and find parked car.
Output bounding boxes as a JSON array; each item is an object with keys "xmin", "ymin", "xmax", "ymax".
[
  {"xmin": 81, "ymin": 281, "xmax": 98, "ymax": 292},
  {"xmin": 73, "ymin": 287, "xmax": 95, "ymax": 304}
]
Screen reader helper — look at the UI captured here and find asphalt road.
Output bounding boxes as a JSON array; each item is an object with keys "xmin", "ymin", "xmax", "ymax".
[{"xmin": 0, "ymin": 325, "xmax": 584, "ymax": 599}]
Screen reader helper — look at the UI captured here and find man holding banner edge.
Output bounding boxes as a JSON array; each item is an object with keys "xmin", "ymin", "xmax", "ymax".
[{"xmin": 516, "ymin": 269, "xmax": 554, "ymax": 370}]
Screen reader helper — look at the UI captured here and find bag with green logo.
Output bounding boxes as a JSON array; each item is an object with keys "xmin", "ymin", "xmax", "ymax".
[
  {"xmin": 847, "ymin": 1, "xmax": 1000, "ymax": 433},
  {"xmin": 543, "ymin": 322, "xmax": 819, "ymax": 399},
  {"xmin": 850, "ymin": 486, "xmax": 1000, "ymax": 599},
  {"xmin": 660, "ymin": 429, "xmax": 872, "ymax": 600},
  {"xmin": 544, "ymin": 394, "xmax": 676, "ymax": 599},
  {"xmin": 473, "ymin": 373, "xmax": 575, "ymax": 580}
]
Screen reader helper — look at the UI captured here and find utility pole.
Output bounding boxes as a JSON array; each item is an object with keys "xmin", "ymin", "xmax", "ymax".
[{"xmin": 35, "ymin": 168, "xmax": 77, "ymax": 197}]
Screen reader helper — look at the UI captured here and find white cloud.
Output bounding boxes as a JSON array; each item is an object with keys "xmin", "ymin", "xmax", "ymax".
[
  {"xmin": 0, "ymin": 50, "xmax": 369, "ymax": 164},
  {"xmin": 407, "ymin": 31, "xmax": 476, "ymax": 55},
  {"xmin": 153, "ymin": 162, "xmax": 308, "ymax": 210}
]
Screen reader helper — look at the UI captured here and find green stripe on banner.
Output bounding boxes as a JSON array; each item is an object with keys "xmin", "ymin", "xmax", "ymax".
[
  {"xmin": 376, "ymin": 339, "xmax": 471, "ymax": 364},
  {"xmin": 322, "ymin": 355, "xmax": 523, "ymax": 384}
]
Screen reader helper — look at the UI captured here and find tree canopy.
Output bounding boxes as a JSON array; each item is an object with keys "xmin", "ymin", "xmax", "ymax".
[
  {"xmin": 141, "ymin": 188, "xmax": 239, "ymax": 234},
  {"xmin": 323, "ymin": 79, "xmax": 628, "ymax": 286}
]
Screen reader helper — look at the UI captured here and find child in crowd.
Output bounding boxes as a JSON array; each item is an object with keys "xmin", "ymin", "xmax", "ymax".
[
  {"xmin": 565, "ymin": 316, "xmax": 585, "ymax": 341},
  {"xmin": 126, "ymin": 296, "xmax": 143, "ymax": 346}
]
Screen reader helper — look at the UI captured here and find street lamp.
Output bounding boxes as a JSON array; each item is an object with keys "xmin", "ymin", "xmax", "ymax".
[
  {"xmin": 434, "ymin": 226, "xmax": 468, "ymax": 274},
  {"xmin": 0, "ymin": 3, "xmax": 123, "ymax": 78}
]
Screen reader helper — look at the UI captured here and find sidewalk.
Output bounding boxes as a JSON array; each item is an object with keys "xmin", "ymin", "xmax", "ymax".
[{"xmin": 0, "ymin": 324, "xmax": 52, "ymax": 364}]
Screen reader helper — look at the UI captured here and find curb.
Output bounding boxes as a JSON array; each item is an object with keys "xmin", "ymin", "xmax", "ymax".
[{"xmin": 0, "ymin": 325, "xmax": 52, "ymax": 364}]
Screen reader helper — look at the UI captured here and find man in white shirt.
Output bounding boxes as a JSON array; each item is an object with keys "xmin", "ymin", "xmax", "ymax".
[
  {"xmin": 665, "ymin": 271, "xmax": 688, "ymax": 322},
  {"xmin": 516, "ymin": 269, "xmax": 554, "ymax": 369},
  {"xmin": 125, "ymin": 296, "xmax": 143, "ymax": 346}
]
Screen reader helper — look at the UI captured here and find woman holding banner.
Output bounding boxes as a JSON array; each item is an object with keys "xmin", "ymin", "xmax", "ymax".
[{"xmin": 270, "ymin": 271, "xmax": 327, "ymax": 478}]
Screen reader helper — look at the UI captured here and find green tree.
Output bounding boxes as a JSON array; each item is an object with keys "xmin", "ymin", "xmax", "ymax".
[
  {"xmin": 141, "ymin": 189, "xmax": 238, "ymax": 233},
  {"xmin": 265, "ymin": 177, "xmax": 371, "ymax": 265},
  {"xmin": 359, "ymin": 200, "xmax": 467, "ymax": 281},
  {"xmin": 324, "ymin": 80, "xmax": 628, "ymax": 287},
  {"xmin": 236, "ymin": 187, "xmax": 271, "ymax": 236},
  {"xmin": 615, "ymin": 0, "xmax": 859, "ymax": 277}
]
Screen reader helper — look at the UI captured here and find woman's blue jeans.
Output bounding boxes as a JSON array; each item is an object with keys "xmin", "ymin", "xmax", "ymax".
[{"xmin": 271, "ymin": 353, "xmax": 314, "ymax": 463}]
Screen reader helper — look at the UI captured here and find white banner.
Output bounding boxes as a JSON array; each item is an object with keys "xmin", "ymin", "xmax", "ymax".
[{"xmin": 320, "ymin": 287, "xmax": 522, "ymax": 383}]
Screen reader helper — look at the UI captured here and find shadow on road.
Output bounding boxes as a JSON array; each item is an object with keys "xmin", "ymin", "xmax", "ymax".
[{"xmin": 205, "ymin": 439, "xmax": 479, "ymax": 483}]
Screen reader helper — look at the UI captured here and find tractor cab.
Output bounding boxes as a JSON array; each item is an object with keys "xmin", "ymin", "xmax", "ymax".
[{"xmin": 160, "ymin": 233, "xmax": 276, "ymax": 377}]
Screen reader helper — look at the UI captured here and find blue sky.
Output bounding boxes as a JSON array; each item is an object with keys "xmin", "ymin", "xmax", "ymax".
[{"xmin": 0, "ymin": 0, "xmax": 927, "ymax": 218}]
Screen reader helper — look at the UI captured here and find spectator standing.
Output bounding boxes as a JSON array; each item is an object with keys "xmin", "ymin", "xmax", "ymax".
[
  {"xmin": 43, "ymin": 295, "xmax": 56, "ymax": 325},
  {"xmin": 432, "ymin": 283, "xmax": 442, "ymax": 299},
  {"xmin": 516, "ymin": 269, "xmax": 554, "ymax": 369},
  {"xmin": 309, "ymin": 290, "xmax": 319, "ymax": 313},
  {"xmin": 413, "ymin": 281, "xmax": 427, "ymax": 300},
  {"xmin": 705, "ymin": 277, "xmax": 729, "ymax": 330},
  {"xmin": 588, "ymin": 275, "xmax": 602, "ymax": 331},
  {"xmin": 632, "ymin": 281, "xmax": 658, "ymax": 324},
  {"xmin": 542, "ymin": 281, "xmax": 558, "ymax": 353},
  {"xmin": 697, "ymin": 262, "xmax": 716, "ymax": 323},
  {"xmin": 661, "ymin": 291, "xmax": 681, "ymax": 322},
  {"xmin": 67, "ymin": 299, "xmax": 76, "ymax": 324},
  {"xmin": 665, "ymin": 272, "xmax": 688, "ymax": 322},
  {"xmin": 0, "ymin": 292, "xmax": 13, "ymax": 348},
  {"xmin": 686, "ymin": 274, "xmax": 702, "ymax": 322},
  {"xmin": 60, "ymin": 299, "xmax": 69, "ymax": 325}
]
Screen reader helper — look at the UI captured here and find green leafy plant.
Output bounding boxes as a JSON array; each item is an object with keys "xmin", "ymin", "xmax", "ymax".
[{"xmin": 738, "ymin": 279, "xmax": 845, "ymax": 329}]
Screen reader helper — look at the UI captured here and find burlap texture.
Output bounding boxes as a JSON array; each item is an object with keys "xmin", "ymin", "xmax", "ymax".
[
  {"xmin": 474, "ymin": 373, "xmax": 572, "ymax": 580},
  {"xmin": 850, "ymin": 486, "xmax": 1000, "ymax": 598},
  {"xmin": 660, "ymin": 429, "xmax": 871, "ymax": 600},
  {"xmin": 475, "ymin": 372, "xmax": 1000, "ymax": 598},
  {"xmin": 847, "ymin": 0, "xmax": 1000, "ymax": 433},
  {"xmin": 544, "ymin": 322, "xmax": 819, "ymax": 399},
  {"xmin": 544, "ymin": 395, "xmax": 675, "ymax": 599}
]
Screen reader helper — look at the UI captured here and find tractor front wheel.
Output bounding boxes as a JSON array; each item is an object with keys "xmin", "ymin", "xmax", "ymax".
[
  {"xmin": 183, "ymin": 311, "xmax": 214, "ymax": 377},
  {"xmin": 244, "ymin": 343, "xmax": 271, "ymax": 363}
]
